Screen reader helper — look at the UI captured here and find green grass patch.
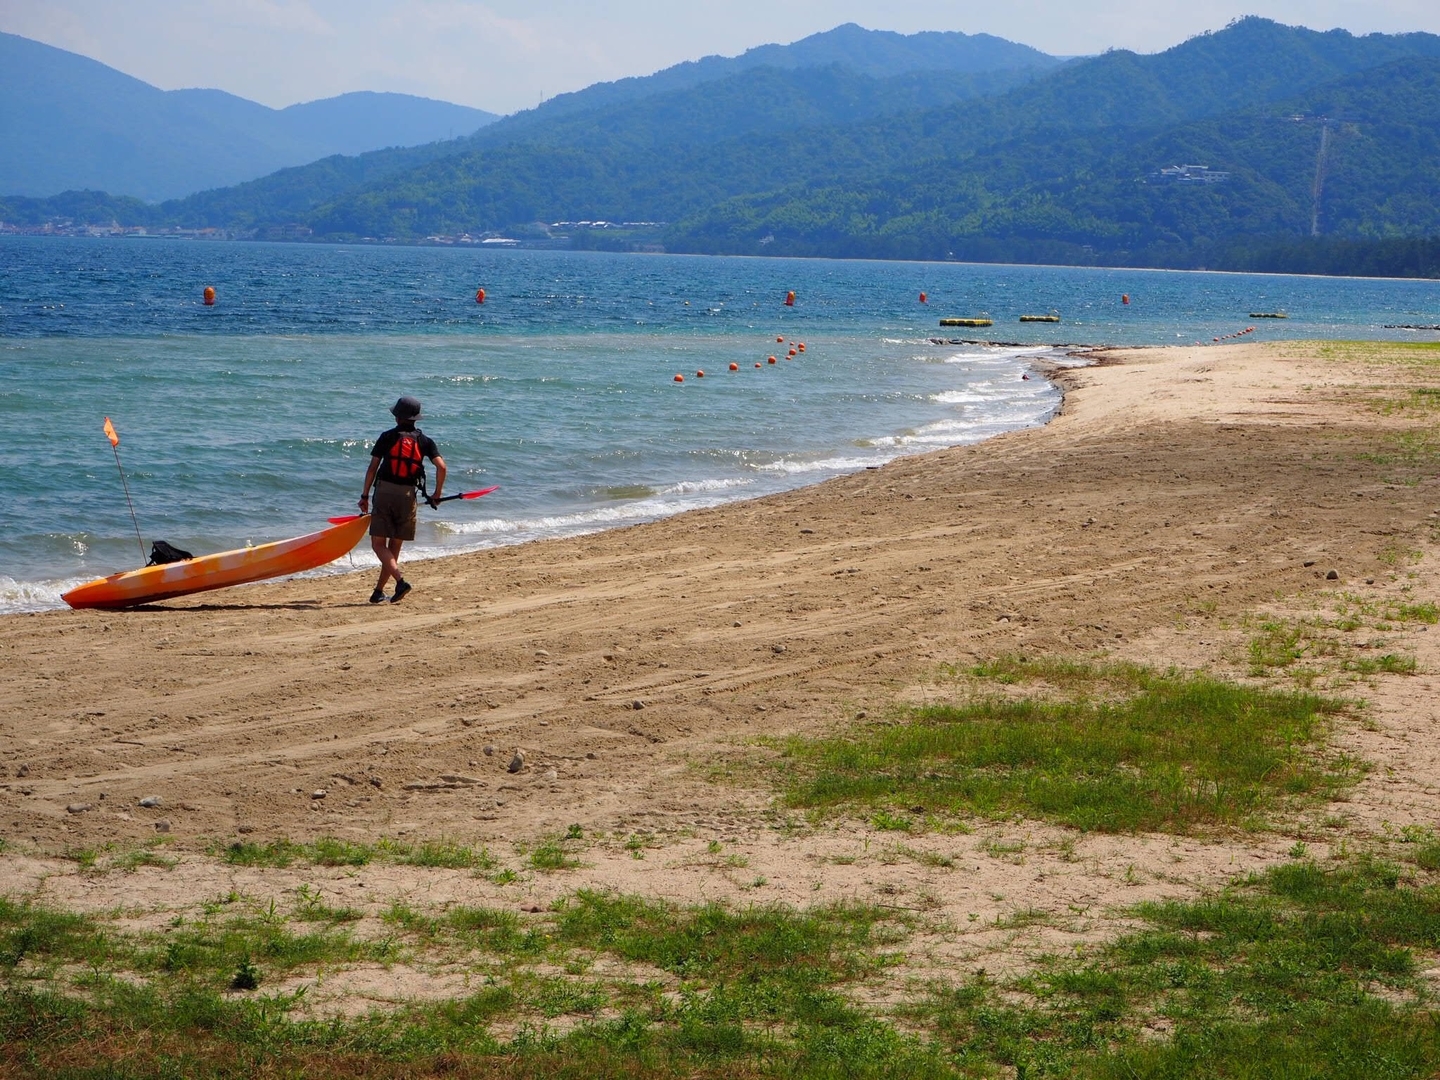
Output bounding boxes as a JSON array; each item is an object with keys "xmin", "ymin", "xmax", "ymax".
[
  {"xmin": 0, "ymin": 898, "xmax": 111, "ymax": 971},
  {"xmin": 214, "ymin": 835, "xmax": 493, "ymax": 871},
  {"xmin": 1247, "ymin": 617, "xmax": 1330, "ymax": 673},
  {"xmin": 1345, "ymin": 652, "xmax": 1418, "ymax": 676},
  {"xmin": 965, "ymin": 655, "xmax": 1156, "ymax": 695},
  {"xmin": 0, "ymin": 889, "xmax": 940, "ymax": 1079},
  {"xmin": 781, "ymin": 665, "xmax": 1356, "ymax": 832},
  {"xmin": 8, "ymin": 862, "xmax": 1440, "ymax": 1077},
  {"xmin": 911, "ymin": 854, "xmax": 1440, "ymax": 1078},
  {"xmin": 397, "ymin": 839, "xmax": 495, "ymax": 870},
  {"xmin": 217, "ymin": 839, "xmax": 306, "ymax": 868},
  {"xmin": 529, "ymin": 838, "xmax": 580, "ymax": 872}
]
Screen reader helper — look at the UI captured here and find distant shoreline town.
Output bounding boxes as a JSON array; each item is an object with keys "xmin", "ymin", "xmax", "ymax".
[{"xmin": 0, "ymin": 219, "xmax": 668, "ymax": 251}]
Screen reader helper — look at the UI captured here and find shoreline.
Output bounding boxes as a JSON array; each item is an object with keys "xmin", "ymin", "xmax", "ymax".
[
  {"xmin": 8, "ymin": 336, "xmax": 1440, "ymax": 1022},
  {"xmin": 1, "ymin": 343, "xmax": 1078, "ymax": 614},
  {"xmin": 10, "ymin": 233, "xmax": 1440, "ymax": 286},
  {"xmin": 5, "ymin": 338, "xmax": 1439, "ymax": 852}
]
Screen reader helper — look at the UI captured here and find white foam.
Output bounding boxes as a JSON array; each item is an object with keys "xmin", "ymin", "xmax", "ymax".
[
  {"xmin": 660, "ymin": 477, "xmax": 756, "ymax": 495},
  {"xmin": 752, "ymin": 454, "xmax": 891, "ymax": 475},
  {"xmin": 441, "ymin": 494, "xmax": 734, "ymax": 537},
  {"xmin": 0, "ymin": 574, "xmax": 92, "ymax": 615}
]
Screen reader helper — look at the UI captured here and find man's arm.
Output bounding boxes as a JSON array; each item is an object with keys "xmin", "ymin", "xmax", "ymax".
[
  {"xmin": 429, "ymin": 454, "xmax": 447, "ymax": 505},
  {"xmin": 358, "ymin": 455, "xmax": 381, "ymax": 512}
]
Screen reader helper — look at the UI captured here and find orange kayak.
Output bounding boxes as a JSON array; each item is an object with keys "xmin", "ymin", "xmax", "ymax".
[{"xmin": 62, "ymin": 516, "xmax": 371, "ymax": 610}]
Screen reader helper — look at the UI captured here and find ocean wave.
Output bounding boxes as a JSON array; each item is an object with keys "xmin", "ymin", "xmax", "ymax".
[
  {"xmin": 661, "ymin": 477, "xmax": 756, "ymax": 495},
  {"xmin": 929, "ymin": 390, "xmax": 990, "ymax": 405},
  {"xmin": 940, "ymin": 345, "xmax": 1054, "ymax": 364},
  {"xmin": 752, "ymin": 454, "xmax": 890, "ymax": 475},
  {"xmin": 439, "ymin": 495, "xmax": 733, "ymax": 537},
  {"xmin": 0, "ymin": 574, "xmax": 93, "ymax": 616}
]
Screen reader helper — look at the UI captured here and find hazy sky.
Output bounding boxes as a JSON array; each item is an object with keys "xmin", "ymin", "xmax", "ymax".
[{"xmin": 4, "ymin": 0, "xmax": 1439, "ymax": 114}]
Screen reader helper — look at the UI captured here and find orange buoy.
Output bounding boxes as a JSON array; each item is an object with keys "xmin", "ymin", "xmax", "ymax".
[
  {"xmin": 729, "ymin": 362, "xmax": 739, "ymax": 371},
  {"xmin": 696, "ymin": 370, "xmax": 705, "ymax": 378},
  {"xmin": 797, "ymin": 343, "xmax": 805, "ymax": 352},
  {"xmin": 788, "ymin": 348, "xmax": 797, "ymax": 357},
  {"xmin": 674, "ymin": 374, "xmax": 685, "ymax": 382},
  {"xmin": 777, "ymin": 336, "xmax": 785, "ymax": 343},
  {"xmin": 768, "ymin": 356, "xmax": 777, "ymax": 364},
  {"xmin": 475, "ymin": 288, "xmax": 486, "ymax": 304},
  {"xmin": 919, "ymin": 292, "xmax": 927, "ymax": 303},
  {"xmin": 202, "ymin": 286, "xmax": 216, "ymax": 306},
  {"xmin": 755, "ymin": 362, "xmax": 762, "ymax": 368},
  {"xmin": 785, "ymin": 291, "xmax": 795, "ymax": 307}
]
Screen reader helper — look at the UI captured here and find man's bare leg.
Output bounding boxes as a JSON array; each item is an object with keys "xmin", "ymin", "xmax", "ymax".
[{"xmin": 372, "ymin": 536, "xmax": 405, "ymax": 591}]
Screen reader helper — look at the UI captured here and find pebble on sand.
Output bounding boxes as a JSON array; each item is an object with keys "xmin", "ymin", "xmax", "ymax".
[{"xmin": 508, "ymin": 751, "xmax": 525, "ymax": 774}]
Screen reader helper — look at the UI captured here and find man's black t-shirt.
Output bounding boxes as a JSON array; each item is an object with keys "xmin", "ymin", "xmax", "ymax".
[{"xmin": 371, "ymin": 425, "xmax": 440, "ymax": 487}]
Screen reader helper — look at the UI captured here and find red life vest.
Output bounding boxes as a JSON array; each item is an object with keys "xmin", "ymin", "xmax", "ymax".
[{"xmin": 382, "ymin": 429, "xmax": 427, "ymax": 486}]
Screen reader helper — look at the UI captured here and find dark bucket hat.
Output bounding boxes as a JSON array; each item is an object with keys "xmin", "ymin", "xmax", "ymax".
[{"xmin": 390, "ymin": 395, "xmax": 423, "ymax": 420}]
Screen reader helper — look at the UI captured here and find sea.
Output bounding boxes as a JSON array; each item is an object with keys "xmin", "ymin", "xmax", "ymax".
[{"xmin": 3, "ymin": 236, "xmax": 1439, "ymax": 614}]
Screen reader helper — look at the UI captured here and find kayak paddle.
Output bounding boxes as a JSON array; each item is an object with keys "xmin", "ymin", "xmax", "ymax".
[{"xmin": 328, "ymin": 485, "xmax": 498, "ymax": 525}]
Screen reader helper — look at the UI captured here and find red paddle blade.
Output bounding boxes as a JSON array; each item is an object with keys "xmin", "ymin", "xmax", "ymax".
[{"xmin": 451, "ymin": 485, "xmax": 499, "ymax": 501}]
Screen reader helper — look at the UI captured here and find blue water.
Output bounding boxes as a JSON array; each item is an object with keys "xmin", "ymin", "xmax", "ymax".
[{"xmin": 3, "ymin": 237, "xmax": 1438, "ymax": 612}]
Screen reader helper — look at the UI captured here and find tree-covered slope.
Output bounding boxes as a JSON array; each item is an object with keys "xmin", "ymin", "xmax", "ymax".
[
  {"xmin": 298, "ymin": 18, "xmax": 1440, "ymax": 243},
  {"xmin": 8, "ymin": 17, "xmax": 1440, "ymax": 279},
  {"xmin": 474, "ymin": 22, "xmax": 1061, "ymax": 144},
  {"xmin": 667, "ymin": 58, "xmax": 1440, "ymax": 265},
  {"xmin": 301, "ymin": 63, "xmax": 1057, "ymax": 237}
]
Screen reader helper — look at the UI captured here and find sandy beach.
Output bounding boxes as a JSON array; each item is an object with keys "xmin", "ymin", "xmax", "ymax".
[{"xmin": 5, "ymin": 339, "xmax": 1440, "ymax": 1005}]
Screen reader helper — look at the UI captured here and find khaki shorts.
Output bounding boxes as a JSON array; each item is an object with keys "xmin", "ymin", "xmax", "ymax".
[{"xmin": 371, "ymin": 480, "xmax": 418, "ymax": 541}]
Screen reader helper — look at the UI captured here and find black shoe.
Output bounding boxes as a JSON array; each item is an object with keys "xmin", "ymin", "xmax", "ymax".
[
  {"xmin": 391, "ymin": 579, "xmax": 413, "ymax": 603},
  {"xmin": 369, "ymin": 588, "xmax": 386, "ymax": 604}
]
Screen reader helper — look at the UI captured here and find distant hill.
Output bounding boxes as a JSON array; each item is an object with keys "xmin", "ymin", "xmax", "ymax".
[
  {"xmin": 212, "ymin": 25, "xmax": 1067, "ymax": 235},
  {"xmin": 0, "ymin": 32, "xmax": 498, "ymax": 201},
  {"xmin": 293, "ymin": 17, "xmax": 1440, "ymax": 243},
  {"xmin": 8, "ymin": 18, "xmax": 1440, "ymax": 278},
  {"xmin": 0, "ymin": 23, "xmax": 1060, "ymax": 230},
  {"xmin": 666, "ymin": 21, "xmax": 1440, "ymax": 264},
  {"xmin": 474, "ymin": 22, "xmax": 1061, "ymax": 143}
]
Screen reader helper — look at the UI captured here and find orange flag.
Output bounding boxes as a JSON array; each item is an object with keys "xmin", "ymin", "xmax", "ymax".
[{"xmin": 103, "ymin": 416, "xmax": 119, "ymax": 447}]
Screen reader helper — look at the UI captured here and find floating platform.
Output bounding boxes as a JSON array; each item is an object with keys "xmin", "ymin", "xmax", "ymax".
[
  {"xmin": 1019, "ymin": 315, "xmax": 1061, "ymax": 323},
  {"xmin": 1249, "ymin": 312, "xmax": 1289, "ymax": 318},
  {"xmin": 939, "ymin": 317, "xmax": 993, "ymax": 327}
]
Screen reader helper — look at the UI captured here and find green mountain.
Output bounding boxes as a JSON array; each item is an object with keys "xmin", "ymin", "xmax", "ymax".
[
  {"xmin": 7, "ymin": 18, "xmax": 1440, "ymax": 278},
  {"xmin": 0, "ymin": 32, "xmax": 498, "ymax": 201},
  {"xmin": 668, "ymin": 31, "xmax": 1440, "ymax": 265},
  {"xmin": 294, "ymin": 17, "xmax": 1440, "ymax": 245},
  {"xmin": 302, "ymin": 63, "xmax": 1061, "ymax": 238},
  {"xmin": 473, "ymin": 23, "xmax": 1060, "ymax": 144}
]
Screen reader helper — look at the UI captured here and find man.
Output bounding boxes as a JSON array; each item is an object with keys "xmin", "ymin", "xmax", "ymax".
[{"xmin": 358, "ymin": 396, "xmax": 446, "ymax": 604}]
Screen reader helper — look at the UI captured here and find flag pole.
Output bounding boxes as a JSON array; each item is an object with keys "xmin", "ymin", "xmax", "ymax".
[{"xmin": 104, "ymin": 417, "xmax": 146, "ymax": 564}]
